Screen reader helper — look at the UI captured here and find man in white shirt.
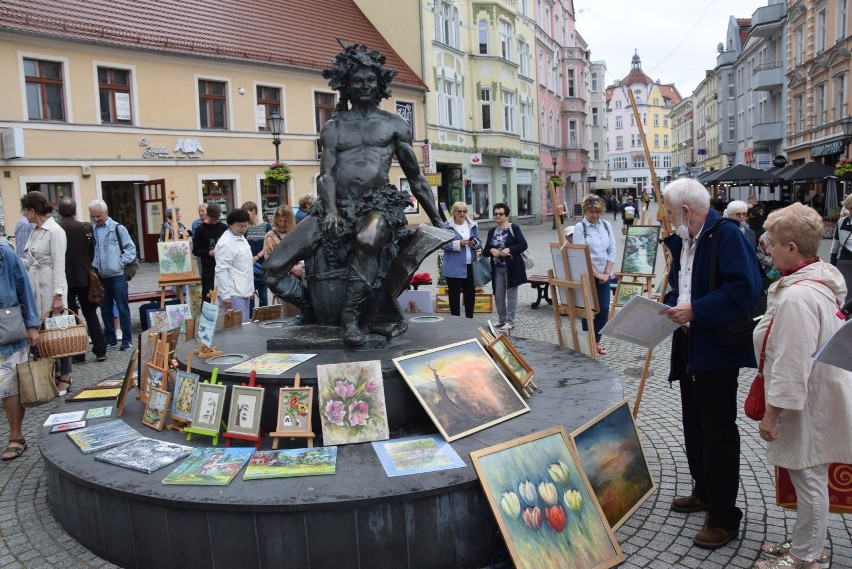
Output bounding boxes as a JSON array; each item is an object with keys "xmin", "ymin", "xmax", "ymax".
[{"xmin": 214, "ymin": 208, "xmax": 254, "ymax": 323}]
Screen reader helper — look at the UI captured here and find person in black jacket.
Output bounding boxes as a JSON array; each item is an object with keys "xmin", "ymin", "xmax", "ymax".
[
  {"xmin": 483, "ymin": 203, "xmax": 528, "ymax": 330},
  {"xmin": 191, "ymin": 203, "xmax": 227, "ymax": 303}
]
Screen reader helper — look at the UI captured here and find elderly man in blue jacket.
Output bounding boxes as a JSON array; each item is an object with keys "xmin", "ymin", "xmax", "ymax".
[{"xmin": 659, "ymin": 178, "xmax": 762, "ymax": 550}]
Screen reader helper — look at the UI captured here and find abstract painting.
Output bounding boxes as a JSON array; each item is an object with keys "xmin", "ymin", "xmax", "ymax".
[
  {"xmin": 170, "ymin": 370, "xmax": 199, "ymax": 422},
  {"xmin": 157, "ymin": 240, "xmax": 193, "ymax": 275},
  {"xmin": 187, "ymin": 284, "xmax": 203, "ymax": 317},
  {"xmin": 275, "ymin": 387, "xmax": 313, "ymax": 433},
  {"xmin": 225, "ymin": 352, "xmax": 315, "ymax": 375},
  {"xmin": 162, "ymin": 447, "xmax": 253, "ymax": 485},
  {"xmin": 393, "ymin": 339, "xmax": 530, "ymax": 442},
  {"xmin": 471, "ymin": 426, "xmax": 624, "ymax": 569},
  {"xmin": 94, "ymin": 437, "xmax": 194, "ymax": 473},
  {"xmin": 316, "ymin": 360, "xmax": 389, "ymax": 445},
  {"xmin": 570, "ymin": 400, "xmax": 656, "ymax": 530},
  {"xmin": 148, "ymin": 309, "xmax": 171, "ymax": 333},
  {"xmin": 243, "ymin": 447, "xmax": 338, "ymax": 480},
  {"xmin": 621, "ymin": 225, "xmax": 660, "ymax": 276},
  {"xmin": 49, "ymin": 420, "xmax": 87, "ymax": 433},
  {"xmin": 66, "ymin": 420, "xmax": 141, "ymax": 454},
  {"xmin": 371, "ymin": 434, "xmax": 466, "ymax": 477}
]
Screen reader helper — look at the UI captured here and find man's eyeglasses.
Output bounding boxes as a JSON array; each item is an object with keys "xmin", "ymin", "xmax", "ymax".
[{"xmin": 493, "ymin": 212, "xmax": 506, "ymax": 216}]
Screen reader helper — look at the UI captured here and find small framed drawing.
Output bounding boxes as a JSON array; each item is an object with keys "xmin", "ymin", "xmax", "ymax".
[
  {"xmin": 171, "ymin": 370, "xmax": 200, "ymax": 423},
  {"xmin": 226, "ymin": 385, "xmax": 264, "ymax": 437},
  {"xmin": 116, "ymin": 349, "xmax": 138, "ymax": 416},
  {"xmin": 621, "ymin": 225, "xmax": 660, "ymax": 276},
  {"xmin": 276, "ymin": 387, "xmax": 313, "ymax": 433},
  {"xmin": 613, "ymin": 281, "xmax": 646, "ymax": 308},
  {"xmin": 141, "ymin": 363, "xmax": 167, "ymax": 403},
  {"xmin": 142, "ymin": 388, "xmax": 172, "ymax": 431},
  {"xmin": 190, "ymin": 382, "xmax": 227, "ymax": 431},
  {"xmin": 485, "ymin": 334, "xmax": 534, "ymax": 390}
]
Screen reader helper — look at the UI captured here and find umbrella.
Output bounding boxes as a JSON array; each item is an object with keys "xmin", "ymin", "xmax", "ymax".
[
  {"xmin": 778, "ymin": 161, "xmax": 836, "ymax": 183},
  {"xmin": 713, "ymin": 164, "xmax": 780, "ymax": 185},
  {"xmin": 699, "ymin": 166, "xmax": 732, "ymax": 185}
]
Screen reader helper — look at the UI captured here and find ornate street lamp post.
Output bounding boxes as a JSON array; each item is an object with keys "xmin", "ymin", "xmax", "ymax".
[
  {"xmin": 266, "ymin": 110, "xmax": 285, "ymax": 207},
  {"xmin": 841, "ymin": 116, "xmax": 852, "ymax": 158},
  {"xmin": 549, "ymin": 147, "xmax": 562, "ymax": 224}
]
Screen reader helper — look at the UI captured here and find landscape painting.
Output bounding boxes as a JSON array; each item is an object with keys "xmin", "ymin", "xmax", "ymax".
[
  {"xmin": 162, "ymin": 447, "xmax": 253, "ymax": 486},
  {"xmin": 393, "ymin": 339, "xmax": 530, "ymax": 442},
  {"xmin": 471, "ymin": 426, "xmax": 624, "ymax": 569},
  {"xmin": 570, "ymin": 400, "xmax": 656, "ymax": 530},
  {"xmin": 316, "ymin": 360, "xmax": 389, "ymax": 445},
  {"xmin": 371, "ymin": 434, "xmax": 466, "ymax": 477},
  {"xmin": 243, "ymin": 447, "xmax": 338, "ymax": 480},
  {"xmin": 142, "ymin": 387, "xmax": 171, "ymax": 431},
  {"xmin": 621, "ymin": 226, "xmax": 660, "ymax": 276}
]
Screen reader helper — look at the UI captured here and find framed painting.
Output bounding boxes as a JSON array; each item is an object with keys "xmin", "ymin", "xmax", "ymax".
[
  {"xmin": 190, "ymin": 382, "xmax": 227, "ymax": 431},
  {"xmin": 166, "ymin": 303, "xmax": 192, "ymax": 331},
  {"xmin": 196, "ymin": 301, "xmax": 219, "ymax": 348},
  {"xmin": 226, "ymin": 385, "xmax": 264, "ymax": 436},
  {"xmin": 50, "ymin": 420, "xmax": 87, "ymax": 433},
  {"xmin": 141, "ymin": 363, "xmax": 167, "ymax": 403},
  {"xmin": 392, "ymin": 339, "xmax": 530, "ymax": 442},
  {"xmin": 621, "ymin": 225, "xmax": 660, "ymax": 276},
  {"xmin": 471, "ymin": 426, "xmax": 624, "ymax": 569},
  {"xmin": 485, "ymin": 334, "xmax": 534, "ymax": 390},
  {"xmin": 435, "ymin": 293, "xmax": 494, "ymax": 314},
  {"xmin": 157, "ymin": 240, "xmax": 193, "ymax": 276},
  {"xmin": 187, "ymin": 284, "xmax": 203, "ymax": 317},
  {"xmin": 171, "ymin": 370, "xmax": 200, "ymax": 423},
  {"xmin": 316, "ymin": 360, "xmax": 389, "ymax": 445},
  {"xmin": 570, "ymin": 399, "xmax": 656, "ymax": 530},
  {"xmin": 276, "ymin": 387, "xmax": 313, "ymax": 433},
  {"xmin": 142, "ymin": 388, "xmax": 172, "ymax": 431},
  {"xmin": 550, "ymin": 243, "xmax": 599, "ymax": 312},
  {"xmin": 116, "ymin": 349, "xmax": 138, "ymax": 416},
  {"xmin": 613, "ymin": 281, "xmax": 646, "ymax": 308}
]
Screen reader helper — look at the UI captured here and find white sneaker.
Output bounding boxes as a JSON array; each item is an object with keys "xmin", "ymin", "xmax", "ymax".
[{"xmin": 116, "ymin": 330, "xmax": 123, "ymax": 341}]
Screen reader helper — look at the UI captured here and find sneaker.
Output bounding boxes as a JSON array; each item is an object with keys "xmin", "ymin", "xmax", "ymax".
[
  {"xmin": 116, "ymin": 330, "xmax": 123, "ymax": 341},
  {"xmin": 96, "ymin": 355, "xmax": 107, "ymax": 362},
  {"xmin": 120, "ymin": 343, "xmax": 132, "ymax": 351},
  {"xmin": 105, "ymin": 342, "xmax": 118, "ymax": 350}
]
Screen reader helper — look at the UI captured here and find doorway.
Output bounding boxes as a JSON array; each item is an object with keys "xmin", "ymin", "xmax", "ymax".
[{"xmin": 101, "ymin": 180, "xmax": 142, "ymax": 255}]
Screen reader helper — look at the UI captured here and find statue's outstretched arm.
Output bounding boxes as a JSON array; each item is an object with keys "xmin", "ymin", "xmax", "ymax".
[{"xmin": 395, "ymin": 127, "xmax": 442, "ymax": 227}]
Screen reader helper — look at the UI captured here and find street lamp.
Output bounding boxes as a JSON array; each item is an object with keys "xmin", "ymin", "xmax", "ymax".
[
  {"xmin": 841, "ymin": 116, "xmax": 852, "ymax": 158},
  {"xmin": 266, "ymin": 110, "xmax": 284, "ymax": 163},
  {"xmin": 549, "ymin": 147, "xmax": 561, "ymax": 225}
]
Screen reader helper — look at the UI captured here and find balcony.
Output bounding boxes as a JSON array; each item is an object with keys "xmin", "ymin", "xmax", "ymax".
[
  {"xmin": 753, "ymin": 121, "xmax": 783, "ymax": 144},
  {"xmin": 750, "ymin": 3, "xmax": 786, "ymax": 37},
  {"xmin": 753, "ymin": 62, "xmax": 783, "ymax": 92}
]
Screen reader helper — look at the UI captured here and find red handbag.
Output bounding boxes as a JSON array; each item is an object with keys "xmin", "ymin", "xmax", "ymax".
[{"xmin": 744, "ymin": 317, "xmax": 773, "ymax": 421}]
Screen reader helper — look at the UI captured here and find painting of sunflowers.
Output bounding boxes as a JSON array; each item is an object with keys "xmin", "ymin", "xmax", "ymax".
[
  {"xmin": 393, "ymin": 339, "xmax": 530, "ymax": 442},
  {"xmin": 471, "ymin": 426, "xmax": 623, "ymax": 569},
  {"xmin": 316, "ymin": 360, "xmax": 389, "ymax": 445}
]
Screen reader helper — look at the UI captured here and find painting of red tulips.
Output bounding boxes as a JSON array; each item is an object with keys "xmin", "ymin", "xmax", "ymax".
[
  {"xmin": 570, "ymin": 399, "xmax": 655, "ymax": 530},
  {"xmin": 393, "ymin": 339, "xmax": 530, "ymax": 442},
  {"xmin": 471, "ymin": 426, "xmax": 623, "ymax": 569}
]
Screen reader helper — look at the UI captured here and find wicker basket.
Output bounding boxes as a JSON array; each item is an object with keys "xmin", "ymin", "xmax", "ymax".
[{"xmin": 38, "ymin": 309, "xmax": 88, "ymax": 358}]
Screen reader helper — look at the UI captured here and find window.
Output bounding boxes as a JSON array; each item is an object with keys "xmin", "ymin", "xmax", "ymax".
[
  {"xmin": 478, "ymin": 20, "xmax": 489, "ymax": 54},
  {"xmin": 839, "ymin": 0, "xmax": 848, "ymax": 41},
  {"xmin": 795, "ymin": 94, "xmax": 804, "ymax": 131},
  {"xmin": 817, "ymin": 6, "xmax": 827, "ymax": 52},
  {"xmin": 591, "ymin": 72, "xmax": 598, "ymax": 92},
  {"xmin": 652, "ymin": 155, "xmax": 661, "ymax": 168},
  {"xmin": 593, "ymin": 142, "xmax": 600, "ymax": 160},
  {"xmin": 435, "ymin": 1, "xmax": 460, "ymax": 48},
  {"xmin": 567, "ymin": 69, "xmax": 575, "ymax": 97},
  {"xmin": 642, "ymin": 113, "xmax": 646, "ymax": 125},
  {"xmin": 519, "ymin": 0, "xmax": 530, "ymax": 17},
  {"xmin": 615, "ymin": 100, "xmax": 622, "ymax": 109},
  {"xmin": 24, "ymin": 58, "xmax": 65, "ymax": 121},
  {"xmin": 202, "ymin": 179, "xmax": 235, "ymax": 216},
  {"xmin": 314, "ymin": 92, "xmax": 335, "ymax": 133},
  {"xmin": 521, "ymin": 101, "xmax": 532, "ymax": 139},
  {"xmin": 556, "ymin": 118, "xmax": 562, "ymax": 147},
  {"xmin": 834, "ymin": 73, "xmax": 847, "ymax": 119},
  {"xmin": 199, "ymin": 79, "xmax": 227, "ymax": 129},
  {"xmin": 662, "ymin": 156, "xmax": 672, "ymax": 168},
  {"xmin": 630, "ymin": 114, "xmax": 635, "ymax": 126},
  {"xmin": 727, "ymin": 73, "xmax": 734, "ymax": 99},
  {"xmin": 612, "ymin": 156, "xmax": 627, "ymax": 169},
  {"xmin": 728, "ymin": 116, "xmax": 735, "ymax": 141},
  {"xmin": 653, "ymin": 114, "xmax": 659, "ymax": 127},
  {"xmin": 816, "ymin": 83, "xmax": 826, "ymax": 126},
  {"xmin": 257, "ymin": 86, "xmax": 282, "ymax": 131},
  {"xmin": 634, "ymin": 156, "xmax": 645, "ymax": 168},
  {"xmin": 631, "ymin": 134, "xmax": 638, "ymax": 147},
  {"xmin": 663, "ymin": 117, "xmax": 668, "ymax": 127},
  {"xmin": 25, "ymin": 183, "xmax": 72, "ymax": 218},
  {"xmin": 519, "ymin": 41, "xmax": 531, "ymax": 76},
  {"xmin": 592, "ymin": 107, "xmax": 599, "ymax": 126},
  {"xmin": 437, "ymin": 76, "xmax": 462, "ymax": 128},
  {"xmin": 663, "ymin": 134, "xmax": 669, "ymax": 147},
  {"xmin": 615, "ymin": 135, "xmax": 624, "ymax": 149},
  {"xmin": 538, "ymin": 50, "xmax": 545, "ymax": 85},
  {"xmin": 654, "ymin": 134, "xmax": 660, "ymax": 148},
  {"xmin": 615, "ymin": 116, "xmax": 623, "ymax": 129},
  {"xmin": 499, "ymin": 20, "xmax": 513, "ymax": 60},
  {"xmin": 794, "ymin": 27, "xmax": 805, "ymax": 65},
  {"xmin": 548, "ymin": 112, "xmax": 554, "ymax": 145},
  {"xmin": 481, "ymin": 87, "xmax": 492, "ymax": 130},
  {"xmin": 568, "ymin": 120, "xmax": 577, "ymax": 148},
  {"xmin": 97, "ymin": 67, "xmax": 131, "ymax": 124}
]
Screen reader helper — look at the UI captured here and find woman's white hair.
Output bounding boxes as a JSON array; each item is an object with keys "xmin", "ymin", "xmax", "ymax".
[
  {"xmin": 662, "ymin": 178, "xmax": 710, "ymax": 212},
  {"xmin": 723, "ymin": 200, "xmax": 748, "ymax": 218}
]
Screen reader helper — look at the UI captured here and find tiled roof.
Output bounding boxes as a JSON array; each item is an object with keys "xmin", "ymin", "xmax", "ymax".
[
  {"xmin": 621, "ymin": 67, "xmax": 654, "ymax": 87},
  {"xmin": 659, "ymin": 85, "xmax": 682, "ymax": 105},
  {"xmin": 0, "ymin": 0, "xmax": 427, "ymax": 90},
  {"xmin": 737, "ymin": 18, "xmax": 752, "ymax": 46}
]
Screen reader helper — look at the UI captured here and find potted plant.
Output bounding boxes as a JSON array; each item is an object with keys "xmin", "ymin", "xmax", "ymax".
[
  {"xmin": 264, "ymin": 162, "xmax": 292, "ymax": 187},
  {"xmin": 834, "ymin": 158, "xmax": 852, "ymax": 179},
  {"xmin": 548, "ymin": 175, "xmax": 564, "ymax": 187}
]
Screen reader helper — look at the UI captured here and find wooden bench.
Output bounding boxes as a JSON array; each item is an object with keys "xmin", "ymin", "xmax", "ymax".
[
  {"xmin": 128, "ymin": 290, "xmax": 176, "ymax": 304},
  {"xmin": 528, "ymin": 274, "xmax": 552, "ymax": 308}
]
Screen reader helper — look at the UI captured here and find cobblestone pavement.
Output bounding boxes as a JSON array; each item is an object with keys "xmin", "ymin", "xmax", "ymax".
[{"xmin": 1, "ymin": 203, "xmax": 850, "ymax": 569}]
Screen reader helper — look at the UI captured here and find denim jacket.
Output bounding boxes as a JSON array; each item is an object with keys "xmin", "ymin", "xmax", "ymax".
[
  {"xmin": 92, "ymin": 218, "xmax": 137, "ymax": 278},
  {"xmin": 0, "ymin": 242, "xmax": 40, "ymax": 355}
]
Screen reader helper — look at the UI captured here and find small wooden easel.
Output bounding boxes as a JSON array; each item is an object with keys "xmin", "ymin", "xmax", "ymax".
[
  {"xmin": 184, "ymin": 368, "xmax": 224, "ymax": 445},
  {"xmin": 223, "ymin": 370, "xmax": 265, "ymax": 450},
  {"xmin": 270, "ymin": 373, "xmax": 316, "ymax": 449}
]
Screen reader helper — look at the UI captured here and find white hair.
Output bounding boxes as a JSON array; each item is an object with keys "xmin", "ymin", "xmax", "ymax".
[
  {"xmin": 723, "ymin": 200, "xmax": 748, "ymax": 218},
  {"xmin": 88, "ymin": 199, "xmax": 108, "ymax": 213},
  {"xmin": 662, "ymin": 178, "xmax": 710, "ymax": 212}
]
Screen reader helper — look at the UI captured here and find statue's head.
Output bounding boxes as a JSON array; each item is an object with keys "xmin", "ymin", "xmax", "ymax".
[{"xmin": 323, "ymin": 43, "xmax": 397, "ymax": 113}]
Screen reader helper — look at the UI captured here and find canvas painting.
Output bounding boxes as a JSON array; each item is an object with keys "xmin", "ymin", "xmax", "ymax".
[
  {"xmin": 471, "ymin": 426, "xmax": 624, "ymax": 569},
  {"xmin": 94, "ymin": 437, "xmax": 194, "ymax": 473},
  {"xmin": 142, "ymin": 387, "xmax": 172, "ymax": 431},
  {"xmin": 67, "ymin": 420, "xmax": 142, "ymax": 454},
  {"xmin": 225, "ymin": 353, "xmax": 316, "ymax": 375},
  {"xmin": 49, "ymin": 420, "xmax": 87, "ymax": 433},
  {"xmin": 613, "ymin": 282, "xmax": 645, "ymax": 308},
  {"xmin": 570, "ymin": 400, "xmax": 656, "ymax": 530},
  {"xmin": 171, "ymin": 370, "xmax": 200, "ymax": 422},
  {"xmin": 157, "ymin": 240, "xmax": 193, "ymax": 275},
  {"xmin": 196, "ymin": 302, "xmax": 219, "ymax": 348},
  {"xmin": 393, "ymin": 339, "xmax": 530, "ymax": 442},
  {"xmin": 435, "ymin": 293, "xmax": 494, "ymax": 313},
  {"xmin": 190, "ymin": 382, "xmax": 227, "ymax": 431},
  {"xmin": 486, "ymin": 334, "xmax": 534, "ymax": 390},
  {"xmin": 85, "ymin": 406, "xmax": 113, "ymax": 419},
  {"xmin": 148, "ymin": 309, "xmax": 171, "ymax": 333},
  {"xmin": 187, "ymin": 284, "xmax": 203, "ymax": 317},
  {"xmin": 43, "ymin": 410, "xmax": 86, "ymax": 427},
  {"xmin": 550, "ymin": 243, "xmax": 599, "ymax": 312},
  {"xmin": 162, "ymin": 447, "xmax": 254, "ymax": 485},
  {"xmin": 275, "ymin": 387, "xmax": 313, "ymax": 433},
  {"xmin": 243, "ymin": 447, "xmax": 338, "ymax": 480},
  {"xmin": 166, "ymin": 303, "xmax": 192, "ymax": 331},
  {"xmin": 621, "ymin": 225, "xmax": 660, "ymax": 276},
  {"xmin": 226, "ymin": 385, "xmax": 264, "ymax": 436},
  {"xmin": 371, "ymin": 434, "xmax": 466, "ymax": 477},
  {"xmin": 142, "ymin": 363, "xmax": 166, "ymax": 402},
  {"xmin": 316, "ymin": 360, "xmax": 389, "ymax": 445}
]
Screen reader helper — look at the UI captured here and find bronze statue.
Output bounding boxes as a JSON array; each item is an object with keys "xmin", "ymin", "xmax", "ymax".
[{"xmin": 264, "ymin": 44, "xmax": 448, "ymax": 346}]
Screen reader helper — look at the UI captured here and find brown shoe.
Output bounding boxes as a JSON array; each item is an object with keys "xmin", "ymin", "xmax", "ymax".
[
  {"xmin": 693, "ymin": 525, "xmax": 738, "ymax": 549},
  {"xmin": 671, "ymin": 494, "xmax": 710, "ymax": 513}
]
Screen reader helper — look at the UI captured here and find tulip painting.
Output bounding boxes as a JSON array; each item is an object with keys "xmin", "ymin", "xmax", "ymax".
[
  {"xmin": 471, "ymin": 426, "xmax": 624, "ymax": 569},
  {"xmin": 317, "ymin": 360, "xmax": 389, "ymax": 445}
]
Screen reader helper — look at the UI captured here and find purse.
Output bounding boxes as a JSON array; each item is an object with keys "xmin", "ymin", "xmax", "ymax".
[
  {"xmin": 506, "ymin": 224, "xmax": 534, "ymax": 269},
  {"xmin": 744, "ymin": 317, "xmax": 773, "ymax": 421},
  {"xmin": 88, "ymin": 267, "xmax": 105, "ymax": 304},
  {"xmin": 0, "ymin": 305, "xmax": 29, "ymax": 345},
  {"xmin": 472, "ymin": 256, "xmax": 492, "ymax": 287},
  {"xmin": 17, "ymin": 356, "xmax": 58, "ymax": 407},
  {"xmin": 116, "ymin": 225, "xmax": 140, "ymax": 281}
]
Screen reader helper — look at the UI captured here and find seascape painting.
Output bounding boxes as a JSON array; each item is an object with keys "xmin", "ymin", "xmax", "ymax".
[
  {"xmin": 393, "ymin": 339, "xmax": 529, "ymax": 441},
  {"xmin": 570, "ymin": 400, "xmax": 656, "ymax": 530},
  {"xmin": 316, "ymin": 360, "xmax": 389, "ymax": 445},
  {"xmin": 243, "ymin": 447, "xmax": 338, "ymax": 480},
  {"xmin": 471, "ymin": 426, "xmax": 623, "ymax": 569}
]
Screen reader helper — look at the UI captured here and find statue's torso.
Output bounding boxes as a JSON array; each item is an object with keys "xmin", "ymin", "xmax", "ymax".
[{"xmin": 329, "ymin": 112, "xmax": 400, "ymax": 199}]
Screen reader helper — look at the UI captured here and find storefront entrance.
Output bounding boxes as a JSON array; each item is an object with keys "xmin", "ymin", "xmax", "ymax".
[{"xmin": 101, "ymin": 179, "xmax": 166, "ymax": 262}]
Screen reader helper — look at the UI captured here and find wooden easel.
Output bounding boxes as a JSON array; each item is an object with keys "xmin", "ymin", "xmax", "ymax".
[
  {"xmin": 223, "ymin": 370, "xmax": 265, "ymax": 450},
  {"xmin": 550, "ymin": 267, "xmax": 598, "ymax": 359},
  {"xmin": 550, "ymin": 182, "xmax": 567, "ymax": 245},
  {"xmin": 184, "ymin": 368, "xmax": 224, "ymax": 445},
  {"xmin": 270, "ymin": 373, "xmax": 316, "ymax": 449},
  {"xmin": 158, "ymin": 189, "xmax": 201, "ymax": 306}
]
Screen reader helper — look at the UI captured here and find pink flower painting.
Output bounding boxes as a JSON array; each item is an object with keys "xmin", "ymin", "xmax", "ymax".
[
  {"xmin": 348, "ymin": 401, "xmax": 369, "ymax": 426},
  {"xmin": 317, "ymin": 360, "xmax": 388, "ymax": 445},
  {"xmin": 324, "ymin": 400, "xmax": 345, "ymax": 426}
]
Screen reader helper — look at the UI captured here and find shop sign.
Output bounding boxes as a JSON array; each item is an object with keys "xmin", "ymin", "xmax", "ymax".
[
  {"xmin": 470, "ymin": 153, "xmax": 482, "ymax": 165},
  {"xmin": 516, "ymin": 171, "xmax": 532, "ymax": 184},
  {"xmin": 499, "ymin": 156, "xmax": 515, "ymax": 168},
  {"xmin": 772, "ymin": 155, "xmax": 788, "ymax": 168},
  {"xmin": 139, "ymin": 138, "xmax": 204, "ymax": 159},
  {"xmin": 425, "ymin": 173, "xmax": 442, "ymax": 186},
  {"xmin": 423, "ymin": 143, "xmax": 436, "ymax": 174},
  {"xmin": 811, "ymin": 140, "xmax": 844, "ymax": 158}
]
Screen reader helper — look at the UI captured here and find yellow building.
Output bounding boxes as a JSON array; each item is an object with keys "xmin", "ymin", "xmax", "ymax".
[{"xmin": 0, "ymin": 1, "xmax": 433, "ymax": 261}]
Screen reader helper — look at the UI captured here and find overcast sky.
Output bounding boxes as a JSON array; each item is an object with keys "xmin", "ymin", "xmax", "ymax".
[{"xmin": 574, "ymin": 0, "xmax": 770, "ymax": 97}]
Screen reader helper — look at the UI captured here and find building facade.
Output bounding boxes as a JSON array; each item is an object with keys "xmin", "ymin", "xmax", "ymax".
[
  {"xmin": 670, "ymin": 97, "xmax": 695, "ymax": 177},
  {"xmin": 588, "ymin": 60, "xmax": 609, "ymax": 183}
]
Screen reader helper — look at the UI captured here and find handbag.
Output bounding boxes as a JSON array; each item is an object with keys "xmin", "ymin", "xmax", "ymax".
[
  {"xmin": 472, "ymin": 256, "xmax": 492, "ymax": 287},
  {"xmin": 745, "ymin": 317, "xmax": 773, "ymax": 421},
  {"xmin": 17, "ymin": 356, "xmax": 58, "ymax": 407},
  {"xmin": 116, "ymin": 224, "xmax": 139, "ymax": 281},
  {"xmin": 0, "ymin": 305, "xmax": 29, "ymax": 345},
  {"xmin": 88, "ymin": 267, "xmax": 105, "ymax": 304},
  {"xmin": 506, "ymin": 224, "xmax": 534, "ymax": 269}
]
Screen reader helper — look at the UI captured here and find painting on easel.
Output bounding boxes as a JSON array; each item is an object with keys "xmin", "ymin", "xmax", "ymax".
[
  {"xmin": 157, "ymin": 241, "xmax": 193, "ymax": 276},
  {"xmin": 196, "ymin": 302, "xmax": 219, "ymax": 348},
  {"xmin": 621, "ymin": 225, "xmax": 660, "ymax": 276},
  {"xmin": 550, "ymin": 243, "xmax": 599, "ymax": 312}
]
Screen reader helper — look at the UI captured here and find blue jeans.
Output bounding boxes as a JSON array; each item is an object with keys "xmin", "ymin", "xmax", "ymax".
[
  {"xmin": 581, "ymin": 278, "xmax": 611, "ymax": 342},
  {"xmin": 100, "ymin": 275, "xmax": 132, "ymax": 347}
]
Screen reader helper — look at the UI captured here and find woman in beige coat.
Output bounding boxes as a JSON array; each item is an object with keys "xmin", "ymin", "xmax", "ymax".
[
  {"xmin": 753, "ymin": 203, "xmax": 852, "ymax": 569},
  {"xmin": 21, "ymin": 191, "xmax": 72, "ymax": 395}
]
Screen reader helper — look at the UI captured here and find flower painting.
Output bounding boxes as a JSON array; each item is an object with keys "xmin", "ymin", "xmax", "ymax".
[
  {"xmin": 316, "ymin": 360, "xmax": 388, "ymax": 445},
  {"xmin": 157, "ymin": 240, "xmax": 193, "ymax": 275},
  {"xmin": 471, "ymin": 426, "xmax": 623, "ymax": 569},
  {"xmin": 275, "ymin": 387, "xmax": 313, "ymax": 433},
  {"xmin": 187, "ymin": 284, "xmax": 203, "ymax": 317},
  {"xmin": 170, "ymin": 370, "xmax": 199, "ymax": 423},
  {"xmin": 393, "ymin": 339, "xmax": 529, "ymax": 441},
  {"xmin": 166, "ymin": 303, "xmax": 192, "ymax": 331}
]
